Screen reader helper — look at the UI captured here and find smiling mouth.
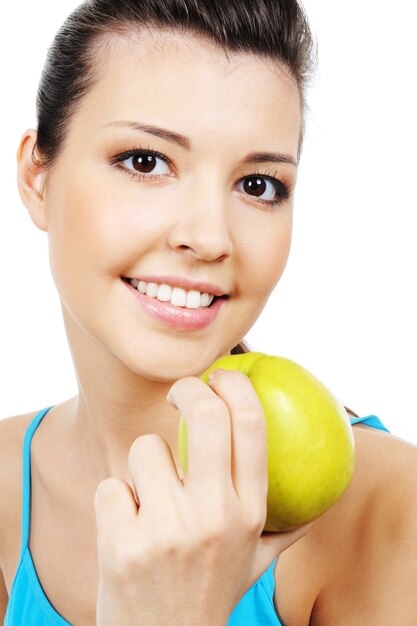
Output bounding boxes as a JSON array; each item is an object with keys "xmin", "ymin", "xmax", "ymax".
[{"xmin": 121, "ymin": 277, "xmax": 228, "ymax": 309}]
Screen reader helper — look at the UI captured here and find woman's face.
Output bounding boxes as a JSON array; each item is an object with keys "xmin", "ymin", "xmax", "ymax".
[{"xmin": 37, "ymin": 30, "xmax": 301, "ymax": 381}]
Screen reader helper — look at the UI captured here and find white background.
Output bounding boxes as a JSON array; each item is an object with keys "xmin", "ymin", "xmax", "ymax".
[{"xmin": 1, "ymin": 1, "xmax": 416, "ymax": 444}]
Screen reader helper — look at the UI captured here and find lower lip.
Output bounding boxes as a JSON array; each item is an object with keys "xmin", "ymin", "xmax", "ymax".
[{"xmin": 123, "ymin": 279, "xmax": 227, "ymax": 331}]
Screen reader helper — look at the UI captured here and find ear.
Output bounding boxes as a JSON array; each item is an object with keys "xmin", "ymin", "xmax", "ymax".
[{"xmin": 16, "ymin": 129, "xmax": 50, "ymax": 232}]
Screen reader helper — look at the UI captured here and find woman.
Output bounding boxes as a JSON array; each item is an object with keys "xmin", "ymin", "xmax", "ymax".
[{"xmin": 1, "ymin": 0, "xmax": 417, "ymax": 624}]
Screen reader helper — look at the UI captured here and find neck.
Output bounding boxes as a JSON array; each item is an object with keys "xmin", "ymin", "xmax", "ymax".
[{"xmin": 61, "ymin": 313, "xmax": 185, "ymax": 492}]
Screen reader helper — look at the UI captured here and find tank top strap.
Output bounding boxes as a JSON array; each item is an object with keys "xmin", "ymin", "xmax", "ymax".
[
  {"xmin": 259, "ymin": 557, "xmax": 278, "ymax": 599},
  {"xmin": 20, "ymin": 406, "xmax": 54, "ymax": 560},
  {"xmin": 349, "ymin": 414, "xmax": 390, "ymax": 433}
]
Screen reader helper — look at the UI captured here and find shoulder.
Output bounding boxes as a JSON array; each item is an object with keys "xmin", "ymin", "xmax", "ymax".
[
  {"xmin": 0, "ymin": 410, "xmax": 38, "ymax": 466},
  {"xmin": 274, "ymin": 424, "xmax": 417, "ymax": 625},
  {"xmin": 0, "ymin": 411, "xmax": 37, "ymax": 485},
  {"xmin": 348, "ymin": 424, "xmax": 417, "ymax": 528},
  {"xmin": 0, "ymin": 411, "xmax": 38, "ymax": 562},
  {"xmin": 306, "ymin": 422, "xmax": 417, "ymax": 545},
  {"xmin": 312, "ymin": 425, "xmax": 417, "ymax": 623}
]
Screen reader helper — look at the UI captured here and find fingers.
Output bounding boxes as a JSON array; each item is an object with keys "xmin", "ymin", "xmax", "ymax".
[
  {"xmin": 249, "ymin": 523, "xmax": 313, "ymax": 589},
  {"xmin": 94, "ymin": 477, "xmax": 138, "ymax": 551},
  {"xmin": 260, "ymin": 523, "xmax": 313, "ymax": 555},
  {"xmin": 206, "ymin": 369, "xmax": 269, "ymax": 508},
  {"xmin": 167, "ymin": 376, "xmax": 232, "ymax": 494},
  {"xmin": 127, "ymin": 434, "xmax": 182, "ymax": 515}
]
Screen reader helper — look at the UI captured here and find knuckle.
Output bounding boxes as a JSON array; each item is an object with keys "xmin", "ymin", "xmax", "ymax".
[
  {"xmin": 129, "ymin": 433, "xmax": 163, "ymax": 460},
  {"xmin": 96, "ymin": 475, "xmax": 121, "ymax": 493},
  {"xmin": 198, "ymin": 524, "xmax": 226, "ymax": 548},
  {"xmin": 157, "ymin": 533, "xmax": 181, "ymax": 557},
  {"xmin": 244, "ymin": 511, "xmax": 267, "ymax": 537},
  {"xmin": 94, "ymin": 476, "xmax": 123, "ymax": 507},
  {"xmin": 170, "ymin": 376, "xmax": 199, "ymax": 395},
  {"xmin": 195, "ymin": 397, "xmax": 227, "ymax": 423},
  {"xmin": 198, "ymin": 505, "xmax": 233, "ymax": 546},
  {"xmin": 226, "ymin": 370, "xmax": 249, "ymax": 382},
  {"xmin": 111, "ymin": 535, "xmax": 183, "ymax": 580},
  {"xmin": 99, "ymin": 534, "xmax": 139, "ymax": 580},
  {"xmin": 218, "ymin": 369, "xmax": 254, "ymax": 390},
  {"xmin": 111, "ymin": 545, "xmax": 141, "ymax": 580},
  {"xmin": 237, "ymin": 406, "xmax": 266, "ymax": 430}
]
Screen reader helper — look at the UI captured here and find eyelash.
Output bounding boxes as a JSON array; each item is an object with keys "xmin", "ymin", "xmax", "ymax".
[{"xmin": 110, "ymin": 145, "xmax": 291, "ymax": 208}]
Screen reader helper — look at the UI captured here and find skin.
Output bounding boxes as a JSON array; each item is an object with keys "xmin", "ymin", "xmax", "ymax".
[
  {"xmin": 17, "ymin": 30, "xmax": 300, "ymax": 492},
  {"xmin": 14, "ymin": 29, "xmax": 309, "ymax": 624},
  {"xmin": 10, "ymin": 26, "xmax": 417, "ymax": 626}
]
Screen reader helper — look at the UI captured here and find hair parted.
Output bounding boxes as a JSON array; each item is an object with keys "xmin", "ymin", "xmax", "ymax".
[{"xmin": 33, "ymin": 0, "xmax": 317, "ymax": 356}]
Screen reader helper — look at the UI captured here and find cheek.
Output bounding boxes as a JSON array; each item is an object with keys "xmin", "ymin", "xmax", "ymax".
[
  {"xmin": 47, "ymin": 168, "xmax": 169, "ymax": 281},
  {"xmin": 241, "ymin": 208, "xmax": 293, "ymax": 297}
]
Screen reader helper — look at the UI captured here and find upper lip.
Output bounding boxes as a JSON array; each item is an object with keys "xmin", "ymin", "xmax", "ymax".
[{"xmin": 124, "ymin": 275, "xmax": 229, "ymax": 297}]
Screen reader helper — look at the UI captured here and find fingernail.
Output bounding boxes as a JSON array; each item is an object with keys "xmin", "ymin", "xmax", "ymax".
[{"xmin": 208, "ymin": 368, "xmax": 226, "ymax": 382}]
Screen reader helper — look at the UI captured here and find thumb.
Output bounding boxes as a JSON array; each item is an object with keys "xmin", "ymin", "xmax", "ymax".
[{"xmin": 249, "ymin": 522, "xmax": 313, "ymax": 587}]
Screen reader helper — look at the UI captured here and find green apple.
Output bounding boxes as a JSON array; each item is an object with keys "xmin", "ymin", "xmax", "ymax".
[{"xmin": 177, "ymin": 352, "xmax": 355, "ymax": 532}]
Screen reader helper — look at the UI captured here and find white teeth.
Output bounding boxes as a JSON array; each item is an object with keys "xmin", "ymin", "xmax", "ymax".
[
  {"xmin": 129, "ymin": 279, "xmax": 217, "ymax": 308},
  {"xmin": 171, "ymin": 287, "xmax": 187, "ymax": 307},
  {"xmin": 185, "ymin": 290, "xmax": 201, "ymax": 309},
  {"xmin": 145, "ymin": 282, "xmax": 159, "ymax": 298},
  {"xmin": 200, "ymin": 293, "xmax": 210, "ymax": 307},
  {"xmin": 157, "ymin": 284, "xmax": 172, "ymax": 302}
]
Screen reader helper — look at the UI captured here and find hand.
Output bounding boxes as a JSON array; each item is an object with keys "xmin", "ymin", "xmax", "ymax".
[{"xmin": 94, "ymin": 369, "xmax": 312, "ymax": 626}]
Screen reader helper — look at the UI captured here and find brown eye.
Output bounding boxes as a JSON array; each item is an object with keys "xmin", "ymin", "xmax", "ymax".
[
  {"xmin": 114, "ymin": 149, "xmax": 172, "ymax": 178},
  {"xmin": 243, "ymin": 176, "xmax": 268, "ymax": 198},
  {"xmin": 238, "ymin": 175, "xmax": 289, "ymax": 206},
  {"xmin": 131, "ymin": 153, "xmax": 158, "ymax": 174}
]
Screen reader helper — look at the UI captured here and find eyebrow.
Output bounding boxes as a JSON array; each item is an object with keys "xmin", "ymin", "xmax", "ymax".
[{"xmin": 102, "ymin": 120, "xmax": 298, "ymax": 167}]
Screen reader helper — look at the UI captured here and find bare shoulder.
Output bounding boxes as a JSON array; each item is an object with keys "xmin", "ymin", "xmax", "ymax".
[
  {"xmin": 274, "ymin": 425, "xmax": 417, "ymax": 625},
  {"xmin": 0, "ymin": 411, "xmax": 39, "ymax": 562},
  {"xmin": 276, "ymin": 426, "xmax": 417, "ymax": 626},
  {"xmin": 0, "ymin": 410, "xmax": 38, "ymax": 440},
  {"xmin": 0, "ymin": 410, "xmax": 38, "ymax": 469},
  {"xmin": 316, "ymin": 426, "xmax": 417, "ymax": 623},
  {"xmin": 337, "ymin": 424, "xmax": 417, "ymax": 536}
]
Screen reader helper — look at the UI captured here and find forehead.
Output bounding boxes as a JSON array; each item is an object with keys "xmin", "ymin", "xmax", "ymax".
[{"xmin": 72, "ymin": 29, "xmax": 301, "ymax": 152}]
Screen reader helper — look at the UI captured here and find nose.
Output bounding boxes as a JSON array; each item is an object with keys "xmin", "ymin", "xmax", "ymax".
[{"xmin": 167, "ymin": 172, "xmax": 234, "ymax": 262}]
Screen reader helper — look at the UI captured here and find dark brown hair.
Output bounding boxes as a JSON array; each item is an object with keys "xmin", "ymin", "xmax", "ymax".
[{"xmin": 33, "ymin": 0, "xmax": 318, "ymax": 357}]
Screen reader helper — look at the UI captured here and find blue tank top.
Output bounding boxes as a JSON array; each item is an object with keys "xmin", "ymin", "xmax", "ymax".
[{"xmin": 4, "ymin": 407, "xmax": 390, "ymax": 626}]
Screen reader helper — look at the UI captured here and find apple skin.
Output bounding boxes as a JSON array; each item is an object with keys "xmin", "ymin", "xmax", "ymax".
[{"xmin": 177, "ymin": 352, "xmax": 356, "ymax": 532}]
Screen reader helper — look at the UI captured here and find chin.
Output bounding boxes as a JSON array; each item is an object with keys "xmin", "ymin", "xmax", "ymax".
[{"xmin": 119, "ymin": 342, "xmax": 231, "ymax": 383}]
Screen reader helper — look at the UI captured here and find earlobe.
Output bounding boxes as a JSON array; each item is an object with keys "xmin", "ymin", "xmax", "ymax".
[{"xmin": 16, "ymin": 129, "xmax": 49, "ymax": 232}]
